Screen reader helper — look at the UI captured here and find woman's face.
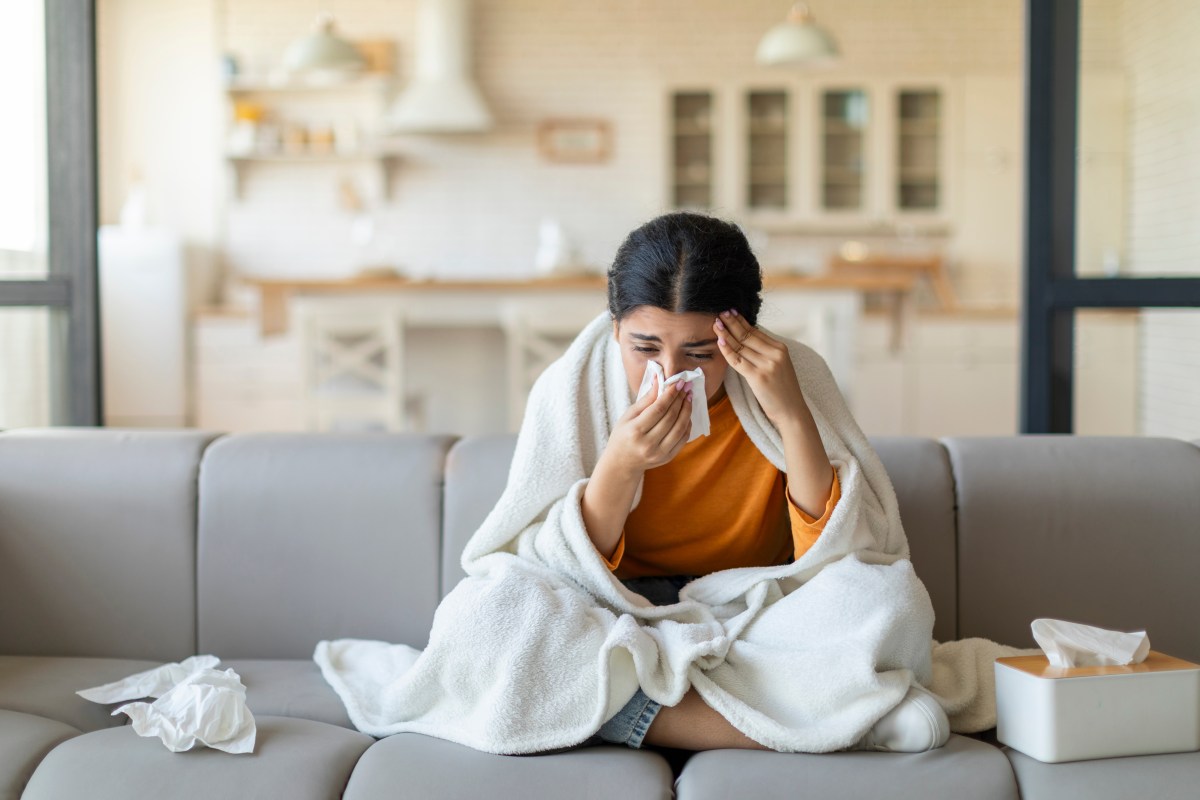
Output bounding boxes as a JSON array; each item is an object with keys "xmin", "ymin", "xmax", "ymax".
[{"xmin": 612, "ymin": 306, "xmax": 730, "ymax": 406}]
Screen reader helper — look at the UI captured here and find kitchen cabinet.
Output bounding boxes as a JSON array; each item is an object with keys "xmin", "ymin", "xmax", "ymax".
[
  {"xmin": 192, "ymin": 311, "xmax": 305, "ymax": 432},
  {"xmin": 669, "ymin": 90, "xmax": 716, "ymax": 210},
  {"xmin": 818, "ymin": 87, "xmax": 870, "ymax": 213},
  {"xmin": 669, "ymin": 77, "xmax": 955, "ymax": 230},
  {"xmin": 850, "ymin": 311, "xmax": 1140, "ymax": 437},
  {"xmin": 851, "ymin": 313, "xmax": 1019, "ymax": 437},
  {"xmin": 745, "ymin": 90, "xmax": 789, "ymax": 210}
]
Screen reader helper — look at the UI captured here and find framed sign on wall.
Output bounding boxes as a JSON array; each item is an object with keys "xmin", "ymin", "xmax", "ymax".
[{"xmin": 536, "ymin": 119, "xmax": 612, "ymax": 163}]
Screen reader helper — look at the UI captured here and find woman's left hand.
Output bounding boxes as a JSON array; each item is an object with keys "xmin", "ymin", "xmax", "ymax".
[{"xmin": 714, "ymin": 309, "xmax": 807, "ymax": 431}]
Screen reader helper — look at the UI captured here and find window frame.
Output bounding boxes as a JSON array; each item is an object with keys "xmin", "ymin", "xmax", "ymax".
[
  {"xmin": 1022, "ymin": 0, "xmax": 1200, "ymax": 433},
  {"xmin": 0, "ymin": 0, "xmax": 101, "ymax": 426}
]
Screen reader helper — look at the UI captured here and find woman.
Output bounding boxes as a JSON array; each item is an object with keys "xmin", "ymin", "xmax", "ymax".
[
  {"xmin": 581, "ymin": 211, "xmax": 943, "ymax": 752},
  {"xmin": 316, "ymin": 211, "xmax": 948, "ymax": 756}
]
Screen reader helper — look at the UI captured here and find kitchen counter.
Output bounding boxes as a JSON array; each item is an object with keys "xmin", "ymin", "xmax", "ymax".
[{"xmin": 238, "ymin": 272, "xmax": 917, "ymax": 341}]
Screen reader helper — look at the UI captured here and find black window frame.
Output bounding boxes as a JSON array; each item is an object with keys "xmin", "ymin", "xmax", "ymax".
[
  {"xmin": 1022, "ymin": 0, "xmax": 1200, "ymax": 433},
  {"xmin": 0, "ymin": 0, "xmax": 101, "ymax": 427}
]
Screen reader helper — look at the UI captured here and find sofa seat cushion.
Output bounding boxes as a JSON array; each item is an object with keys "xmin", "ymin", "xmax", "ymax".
[
  {"xmin": 343, "ymin": 733, "xmax": 674, "ymax": 800},
  {"xmin": 674, "ymin": 735, "xmax": 1018, "ymax": 800},
  {"xmin": 1004, "ymin": 745, "xmax": 1200, "ymax": 800},
  {"xmin": 223, "ymin": 659, "xmax": 353, "ymax": 729},
  {"xmin": 0, "ymin": 710, "xmax": 80, "ymax": 800},
  {"xmin": 0, "ymin": 656, "xmax": 163, "ymax": 732},
  {"xmin": 21, "ymin": 715, "xmax": 374, "ymax": 800}
]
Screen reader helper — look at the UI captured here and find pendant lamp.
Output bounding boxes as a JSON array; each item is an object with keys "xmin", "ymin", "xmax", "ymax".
[
  {"xmin": 756, "ymin": 3, "xmax": 839, "ymax": 68},
  {"xmin": 282, "ymin": 12, "xmax": 366, "ymax": 78}
]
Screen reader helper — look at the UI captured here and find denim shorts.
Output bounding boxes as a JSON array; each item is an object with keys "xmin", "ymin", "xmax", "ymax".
[{"xmin": 590, "ymin": 575, "xmax": 698, "ymax": 749}]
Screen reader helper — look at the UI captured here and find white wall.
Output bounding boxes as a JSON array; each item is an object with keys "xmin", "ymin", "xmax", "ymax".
[
  {"xmin": 1112, "ymin": 0, "xmax": 1200, "ymax": 439},
  {"xmin": 97, "ymin": 0, "xmax": 222, "ymax": 307},
  {"xmin": 99, "ymin": 0, "xmax": 1028, "ymax": 304}
]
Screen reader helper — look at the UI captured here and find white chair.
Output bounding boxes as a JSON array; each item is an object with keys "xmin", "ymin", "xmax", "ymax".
[
  {"xmin": 501, "ymin": 301, "xmax": 606, "ymax": 431},
  {"xmin": 295, "ymin": 297, "xmax": 408, "ymax": 432}
]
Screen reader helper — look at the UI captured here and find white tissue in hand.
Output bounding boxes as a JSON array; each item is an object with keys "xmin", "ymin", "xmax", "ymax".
[
  {"xmin": 76, "ymin": 654, "xmax": 220, "ymax": 703},
  {"xmin": 636, "ymin": 360, "xmax": 710, "ymax": 441},
  {"xmin": 1031, "ymin": 618, "xmax": 1151, "ymax": 668},
  {"xmin": 115, "ymin": 668, "xmax": 256, "ymax": 754}
]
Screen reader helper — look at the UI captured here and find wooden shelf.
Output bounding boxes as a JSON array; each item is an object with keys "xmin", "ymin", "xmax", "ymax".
[
  {"xmin": 226, "ymin": 151, "xmax": 400, "ymax": 199},
  {"xmin": 229, "ymin": 149, "xmax": 403, "ymax": 163},
  {"xmin": 224, "ymin": 74, "xmax": 394, "ymax": 94}
]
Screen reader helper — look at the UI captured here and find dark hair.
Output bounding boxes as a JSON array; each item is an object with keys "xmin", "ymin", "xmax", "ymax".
[{"xmin": 607, "ymin": 212, "xmax": 763, "ymax": 326}]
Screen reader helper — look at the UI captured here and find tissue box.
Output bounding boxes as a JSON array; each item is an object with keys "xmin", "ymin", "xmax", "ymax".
[{"xmin": 995, "ymin": 650, "xmax": 1200, "ymax": 763}]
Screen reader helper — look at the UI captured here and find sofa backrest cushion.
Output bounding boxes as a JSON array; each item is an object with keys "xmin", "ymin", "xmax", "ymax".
[
  {"xmin": 869, "ymin": 438, "xmax": 958, "ymax": 643},
  {"xmin": 441, "ymin": 435, "xmax": 958, "ymax": 644},
  {"xmin": 0, "ymin": 428, "xmax": 218, "ymax": 660},
  {"xmin": 441, "ymin": 435, "xmax": 518, "ymax": 597},
  {"xmin": 197, "ymin": 433, "xmax": 454, "ymax": 659},
  {"xmin": 946, "ymin": 436, "xmax": 1200, "ymax": 661}
]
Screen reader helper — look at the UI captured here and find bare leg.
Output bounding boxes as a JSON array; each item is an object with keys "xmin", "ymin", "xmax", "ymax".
[{"xmin": 641, "ymin": 688, "xmax": 772, "ymax": 751}]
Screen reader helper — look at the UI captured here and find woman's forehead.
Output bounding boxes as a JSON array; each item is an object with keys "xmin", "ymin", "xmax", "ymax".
[{"xmin": 618, "ymin": 307, "xmax": 717, "ymax": 343}]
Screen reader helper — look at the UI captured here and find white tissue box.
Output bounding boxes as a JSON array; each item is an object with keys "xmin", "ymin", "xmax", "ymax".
[{"xmin": 995, "ymin": 650, "xmax": 1200, "ymax": 763}]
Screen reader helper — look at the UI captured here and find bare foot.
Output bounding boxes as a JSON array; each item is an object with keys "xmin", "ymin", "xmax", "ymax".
[{"xmin": 642, "ymin": 688, "xmax": 771, "ymax": 751}]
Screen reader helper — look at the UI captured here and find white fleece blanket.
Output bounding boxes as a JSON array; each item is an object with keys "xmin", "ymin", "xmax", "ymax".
[{"xmin": 316, "ymin": 312, "xmax": 1038, "ymax": 754}]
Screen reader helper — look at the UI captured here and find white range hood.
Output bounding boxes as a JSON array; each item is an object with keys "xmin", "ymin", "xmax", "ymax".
[{"xmin": 389, "ymin": 0, "xmax": 493, "ymax": 133}]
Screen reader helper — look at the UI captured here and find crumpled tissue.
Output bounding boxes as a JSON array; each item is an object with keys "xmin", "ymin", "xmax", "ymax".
[
  {"xmin": 76, "ymin": 654, "xmax": 220, "ymax": 703},
  {"xmin": 77, "ymin": 655, "xmax": 256, "ymax": 754},
  {"xmin": 1031, "ymin": 618, "xmax": 1151, "ymax": 668},
  {"xmin": 636, "ymin": 360, "xmax": 709, "ymax": 442}
]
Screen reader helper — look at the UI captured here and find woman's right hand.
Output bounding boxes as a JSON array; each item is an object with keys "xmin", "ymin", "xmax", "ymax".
[{"xmin": 603, "ymin": 376, "xmax": 693, "ymax": 475}]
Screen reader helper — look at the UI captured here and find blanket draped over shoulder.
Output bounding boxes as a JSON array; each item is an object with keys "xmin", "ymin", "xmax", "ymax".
[{"xmin": 315, "ymin": 312, "xmax": 1037, "ymax": 754}]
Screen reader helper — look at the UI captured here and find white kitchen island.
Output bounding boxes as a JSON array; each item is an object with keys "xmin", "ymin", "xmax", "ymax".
[{"xmin": 192, "ymin": 274, "xmax": 899, "ymax": 434}]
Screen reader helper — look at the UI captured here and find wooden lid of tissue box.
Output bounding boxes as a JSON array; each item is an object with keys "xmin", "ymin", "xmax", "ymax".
[{"xmin": 996, "ymin": 649, "xmax": 1200, "ymax": 679}]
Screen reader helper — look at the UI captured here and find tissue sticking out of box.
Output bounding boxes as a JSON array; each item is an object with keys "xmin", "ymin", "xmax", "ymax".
[
  {"xmin": 1031, "ymin": 618, "xmax": 1151, "ymax": 668},
  {"xmin": 78, "ymin": 655, "xmax": 256, "ymax": 754}
]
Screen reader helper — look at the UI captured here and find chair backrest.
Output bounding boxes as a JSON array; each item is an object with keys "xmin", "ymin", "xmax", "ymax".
[
  {"xmin": 0, "ymin": 428, "xmax": 218, "ymax": 660},
  {"xmin": 945, "ymin": 435, "xmax": 1200, "ymax": 661},
  {"xmin": 197, "ymin": 432, "xmax": 454, "ymax": 658}
]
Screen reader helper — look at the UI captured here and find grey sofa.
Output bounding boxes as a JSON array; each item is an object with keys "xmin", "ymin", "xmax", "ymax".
[{"xmin": 1, "ymin": 428, "xmax": 1198, "ymax": 800}]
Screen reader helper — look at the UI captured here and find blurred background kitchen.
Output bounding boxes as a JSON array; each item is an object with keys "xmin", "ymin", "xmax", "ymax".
[{"xmin": 1, "ymin": 0, "xmax": 1197, "ymax": 438}]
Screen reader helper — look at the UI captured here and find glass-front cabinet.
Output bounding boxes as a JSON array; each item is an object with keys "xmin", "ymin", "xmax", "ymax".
[
  {"xmin": 745, "ymin": 90, "xmax": 788, "ymax": 210},
  {"xmin": 896, "ymin": 89, "xmax": 942, "ymax": 211},
  {"xmin": 668, "ymin": 79, "xmax": 951, "ymax": 228},
  {"xmin": 819, "ymin": 88, "xmax": 870, "ymax": 213},
  {"xmin": 669, "ymin": 91, "xmax": 715, "ymax": 211}
]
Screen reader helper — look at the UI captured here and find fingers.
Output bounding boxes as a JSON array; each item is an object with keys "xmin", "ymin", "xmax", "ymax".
[
  {"xmin": 662, "ymin": 391, "xmax": 694, "ymax": 455},
  {"xmin": 715, "ymin": 316, "xmax": 760, "ymax": 370},
  {"xmin": 643, "ymin": 380, "xmax": 689, "ymax": 444},
  {"xmin": 715, "ymin": 310, "xmax": 767, "ymax": 358},
  {"xmin": 715, "ymin": 309, "xmax": 790, "ymax": 373}
]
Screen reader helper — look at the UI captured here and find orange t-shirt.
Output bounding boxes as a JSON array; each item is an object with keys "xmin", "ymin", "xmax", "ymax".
[{"xmin": 602, "ymin": 392, "xmax": 841, "ymax": 578}]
